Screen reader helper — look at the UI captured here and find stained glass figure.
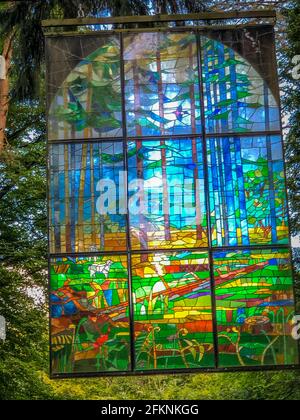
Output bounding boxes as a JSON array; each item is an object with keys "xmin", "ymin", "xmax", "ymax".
[
  {"xmin": 132, "ymin": 251, "xmax": 214, "ymax": 370},
  {"xmin": 50, "ymin": 255, "xmax": 130, "ymax": 374},
  {"xmin": 48, "ymin": 36, "xmax": 123, "ymax": 140},
  {"xmin": 213, "ymin": 249, "xmax": 298, "ymax": 367},
  {"xmin": 127, "ymin": 138, "xmax": 207, "ymax": 250},
  {"xmin": 207, "ymin": 136, "xmax": 289, "ymax": 247},
  {"xmin": 49, "ymin": 142, "xmax": 127, "ymax": 253},
  {"xmin": 124, "ymin": 33, "xmax": 201, "ymax": 137}
]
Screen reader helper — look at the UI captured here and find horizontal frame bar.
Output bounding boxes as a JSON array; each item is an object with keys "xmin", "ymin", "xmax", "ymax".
[
  {"xmin": 50, "ymin": 363, "xmax": 300, "ymax": 380},
  {"xmin": 44, "ymin": 23, "xmax": 275, "ymax": 37},
  {"xmin": 49, "ymin": 244, "xmax": 291, "ymax": 259},
  {"xmin": 47, "ymin": 131, "xmax": 282, "ymax": 145},
  {"xmin": 42, "ymin": 10, "xmax": 277, "ymax": 28}
]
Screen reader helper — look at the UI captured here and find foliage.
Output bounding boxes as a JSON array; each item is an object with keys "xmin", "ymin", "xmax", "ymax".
[{"xmin": 284, "ymin": 0, "xmax": 300, "ymax": 236}]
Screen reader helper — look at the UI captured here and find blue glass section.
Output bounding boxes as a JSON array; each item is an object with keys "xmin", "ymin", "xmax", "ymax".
[
  {"xmin": 207, "ymin": 136, "xmax": 289, "ymax": 247},
  {"xmin": 202, "ymin": 37, "xmax": 280, "ymax": 134}
]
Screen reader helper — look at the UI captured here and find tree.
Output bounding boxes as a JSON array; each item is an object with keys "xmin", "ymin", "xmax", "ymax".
[
  {"xmin": 284, "ymin": 0, "xmax": 300, "ymax": 237},
  {"xmin": 0, "ymin": 30, "xmax": 14, "ymax": 154}
]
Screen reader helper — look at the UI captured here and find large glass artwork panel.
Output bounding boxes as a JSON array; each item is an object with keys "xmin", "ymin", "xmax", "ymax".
[
  {"xmin": 213, "ymin": 249, "xmax": 298, "ymax": 367},
  {"xmin": 48, "ymin": 36, "xmax": 122, "ymax": 140},
  {"xmin": 47, "ymin": 26, "xmax": 299, "ymax": 377},
  {"xmin": 127, "ymin": 138, "xmax": 208, "ymax": 250},
  {"xmin": 201, "ymin": 31, "xmax": 280, "ymax": 134},
  {"xmin": 132, "ymin": 251, "xmax": 215, "ymax": 370},
  {"xmin": 50, "ymin": 255, "xmax": 130, "ymax": 375},
  {"xmin": 207, "ymin": 136, "xmax": 289, "ymax": 247},
  {"xmin": 124, "ymin": 32, "xmax": 201, "ymax": 137},
  {"xmin": 49, "ymin": 142, "xmax": 127, "ymax": 253}
]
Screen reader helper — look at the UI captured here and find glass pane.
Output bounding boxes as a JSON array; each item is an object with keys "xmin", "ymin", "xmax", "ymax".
[
  {"xmin": 48, "ymin": 36, "xmax": 123, "ymax": 140},
  {"xmin": 49, "ymin": 142, "xmax": 127, "ymax": 253},
  {"xmin": 201, "ymin": 34, "xmax": 280, "ymax": 134},
  {"xmin": 50, "ymin": 255, "xmax": 130, "ymax": 374},
  {"xmin": 127, "ymin": 138, "xmax": 208, "ymax": 250},
  {"xmin": 213, "ymin": 249, "xmax": 298, "ymax": 367},
  {"xmin": 207, "ymin": 136, "xmax": 289, "ymax": 247},
  {"xmin": 132, "ymin": 251, "xmax": 215, "ymax": 370},
  {"xmin": 124, "ymin": 32, "xmax": 201, "ymax": 136}
]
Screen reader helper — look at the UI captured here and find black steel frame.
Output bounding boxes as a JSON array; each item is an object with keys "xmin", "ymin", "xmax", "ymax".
[
  {"xmin": 51, "ymin": 363, "xmax": 300, "ymax": 380},
  {"xmin": 46, "ymin": 15, "xmax": 300, "ymax": 379}
]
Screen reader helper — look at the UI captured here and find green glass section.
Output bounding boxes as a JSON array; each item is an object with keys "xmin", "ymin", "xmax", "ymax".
[
  {"xmin": 48, "ymin": 36, "xmax": 122, "ymax": 140},
  {"xmin": 213, "ymin": 249, "xmax": 298, "ymax": 367},
  {"xmin": 50, "ymin": 255, "xmax": 130, "ymax": 374},
  {"xmin": 132, "ymin": 252, "xmax": 215, "ymax": 370}
]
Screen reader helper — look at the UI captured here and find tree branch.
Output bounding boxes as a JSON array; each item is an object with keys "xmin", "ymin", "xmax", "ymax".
[{"xmin": 0, "ymin": 183, "xmax": 14, "ymax": 200}]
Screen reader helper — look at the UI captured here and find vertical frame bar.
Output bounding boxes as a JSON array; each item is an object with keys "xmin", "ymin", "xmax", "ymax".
[
  {"xmin": 119, "ymin": 32, "xmax": 136, "ymax": 372},
  {"xmin": 45, "ymin": 36, "xmax": 54, "ymax": 378},
  {"xmin": 196, "ymin": 30, "xmax": 219, "ymax": 369},
  {"xmin": 270, "ymin": 26, "xmax": 300, "ymax": 365}
]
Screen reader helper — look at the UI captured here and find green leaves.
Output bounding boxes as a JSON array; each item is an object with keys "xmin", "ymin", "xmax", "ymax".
[
  {"xmin": 236, "ymin": 116, "xmax": 254, "ymax": 125},
  {"xmin": 211, "ymin": 110, "xmax": 231, "ymax": 120},
  {"xmin": 89, "ymin": 80, "xmax": 112, "ymax": 87},
  {"xmin": 237, "ymin": 91, "xmax": 253, "ymax": 99},
  {"xmin": 147, "ymin": 160, "xmax": 163, "ymax": 169}
]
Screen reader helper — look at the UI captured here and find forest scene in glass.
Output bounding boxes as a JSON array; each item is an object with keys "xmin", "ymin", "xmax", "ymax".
[
  {"xmin": 207, "ymin": 135, "xmax": 289, "ymax": 247},
  {"xmin": 47, "ymin": 27, "xmax": 298, "ymax": 376},
  {"xmin": 50, "ymin": 255, "xmax": 130, "ymax": 374},
  {"xmin": 132, "ymin": 252, "xmax": 214, "ymax": 370},
  {"xmin": 214, "ymin": 249, "xmax": 298, "ymax": 367},
  {"xmin": 49, "ymin": 142, "xmax": 127, "ymax": 254},
  {"xmin": 128, "ymin": 138, "xmax": 207, "ymax": 250},
  {"xmin": 202, "ymin": 36, "xmax": 280, "ymax": 133},
  {"xmin": 124, "ymin": 32, "xmax": 201, "ymax": 137},
  {"xmin": 48, "ymin": 36, "xmax": 123, "ymax": 140}
]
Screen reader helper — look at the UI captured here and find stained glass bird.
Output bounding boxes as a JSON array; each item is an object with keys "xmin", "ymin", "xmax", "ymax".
[{"xmin": 174, "ymin": 105, "xmax": 189, "ymax": 122}]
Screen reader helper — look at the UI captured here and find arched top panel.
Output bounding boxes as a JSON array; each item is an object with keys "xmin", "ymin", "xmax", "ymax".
[{"xmin": 47, "ymin": 28, "xmax": 280, "ymax": 141}]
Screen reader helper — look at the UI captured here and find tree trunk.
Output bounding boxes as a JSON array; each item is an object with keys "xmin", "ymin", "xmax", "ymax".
[
  {"xmin": 0, "ymin": 32, "xmax": 14, "ymax": 155},
  {"xmin": 156, "ymin": 47, "xmax": 171, "ymax": 242}
]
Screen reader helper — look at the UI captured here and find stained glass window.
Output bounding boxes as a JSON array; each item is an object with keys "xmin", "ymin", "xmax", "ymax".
[
  {"xmin": 132, "ymin": 251, "xmax": 214, "ymax": 370},
  {"xmin": 213, "ymin": 249, "xmax": 298, "ymax": 367},
  {"xmin": 127, "ymin": 138, "xmax": 207, "ymax": 250},
  {"xmin": 49, "ymin": 142, "xmax": 127, "ymax": 253},
  {"xmin": 124, "ymin": 33, "xmax": 201, "ymax": 137},
  {"xmin": 207, "ymin": 135, "xmax": 289, "ymax": 247},
  {"xmin": 47, "ymin": 25, "xmax": 298, "ymax": 377},
  {"xmin": 50, "ymin": 255, "xmax": 130, "ymax": 374},
  {"xmin": 48, "ymin": 35, "xmax": 123, "ymax": 140}
]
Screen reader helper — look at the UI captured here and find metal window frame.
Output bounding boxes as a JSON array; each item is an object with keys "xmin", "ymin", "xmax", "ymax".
[
  {"xmin": 46, "ymin": 16, "xmax": 300, "ymax": 379},
  {"xmin": 42, "ymin": 10, "xmax": 277, "ymax": 28}
]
